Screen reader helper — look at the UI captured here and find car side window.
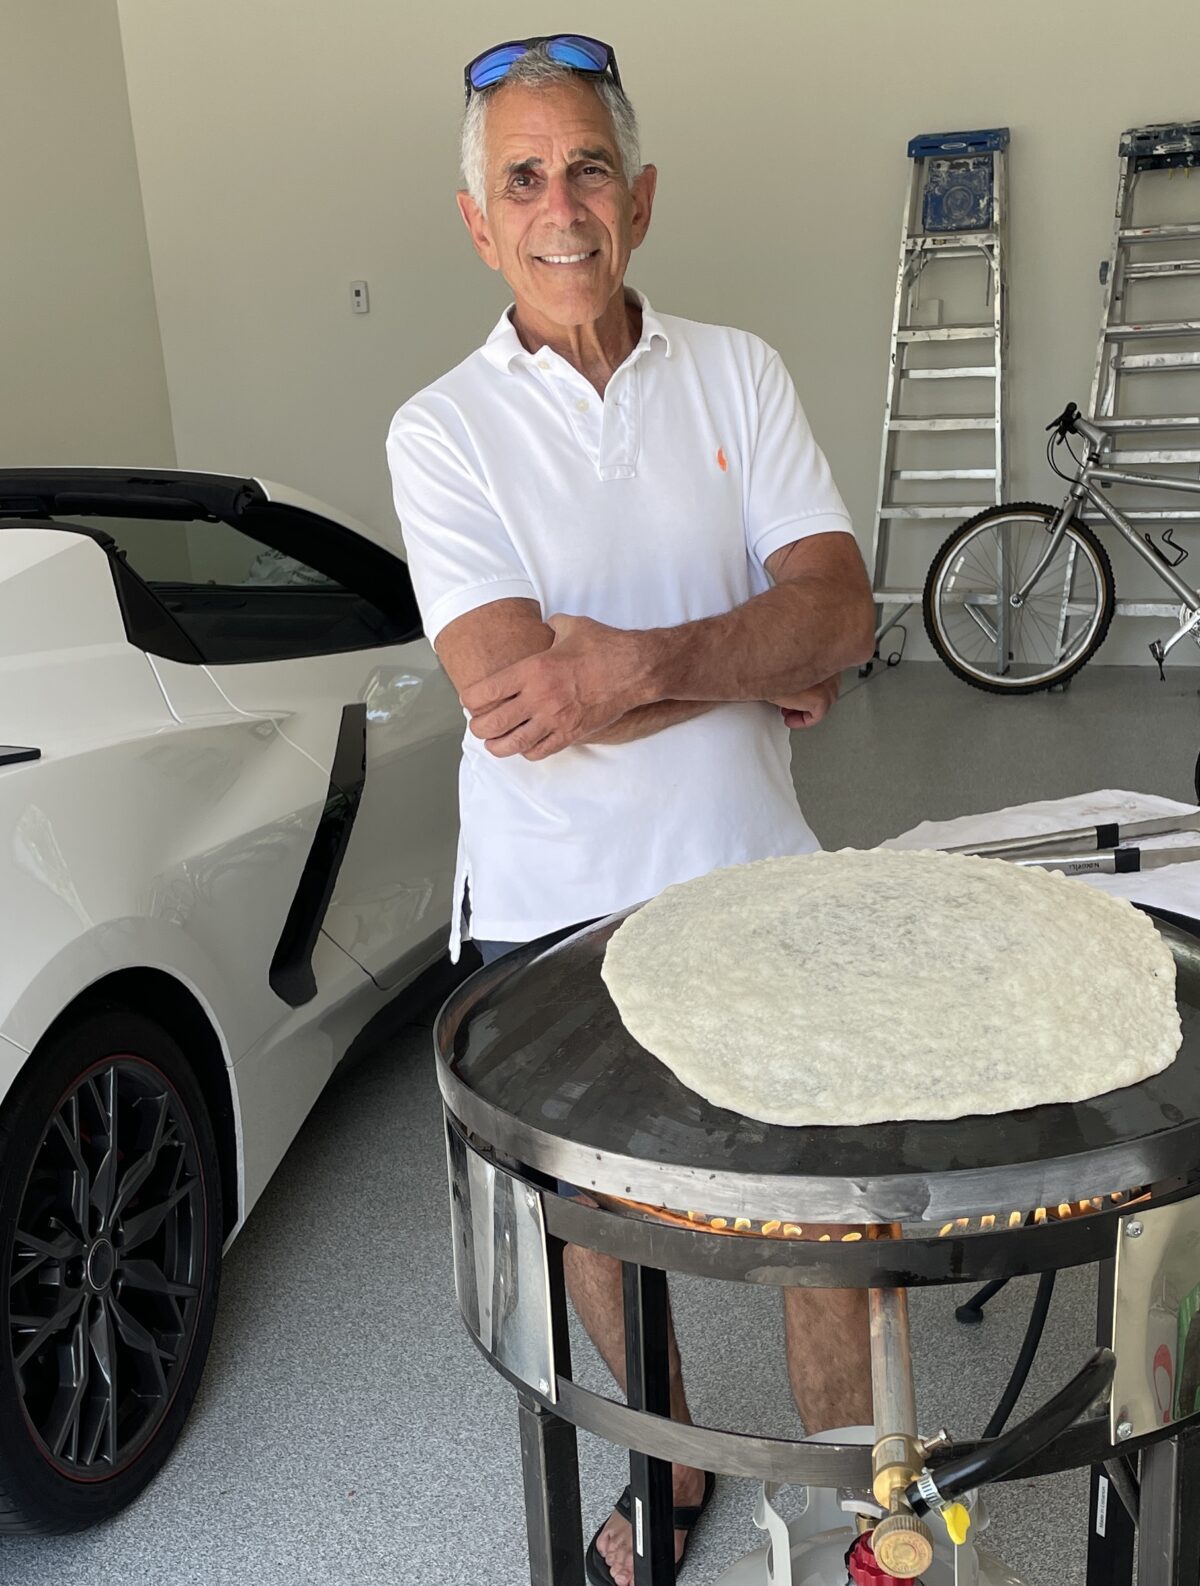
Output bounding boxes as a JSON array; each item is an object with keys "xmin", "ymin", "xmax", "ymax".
[{"xmin": 59, "ymin": 509, "xmax": 422, "ymax": 665}]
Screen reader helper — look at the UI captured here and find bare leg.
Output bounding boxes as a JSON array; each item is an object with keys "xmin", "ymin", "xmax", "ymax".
[
  {"xmin": 783, "ymin": 1226, "xmax": 873, "ymax": 1433},
  {"xmin": 563, "ymin": 1244, "xmax": 707, "ymax": 1586}
]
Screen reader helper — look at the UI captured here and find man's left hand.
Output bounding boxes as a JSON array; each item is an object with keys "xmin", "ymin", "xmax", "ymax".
[
  {"xmin": 773, "ymin": 674, "xmax": 840, "ymax": 730},
  {"xmin": 461, "ymin": 614, "xmax": 648, "ymax": 759}
]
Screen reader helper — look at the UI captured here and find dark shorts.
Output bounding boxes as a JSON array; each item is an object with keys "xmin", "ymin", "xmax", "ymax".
[{"xmin": 475, "ymin": 938, "xmax": 523, "ymax": 966}]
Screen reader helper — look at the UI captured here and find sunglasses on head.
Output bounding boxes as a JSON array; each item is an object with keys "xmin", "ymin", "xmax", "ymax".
[{"xmin": 463, "ymin": 34, "xmax": 621, "ymax": 104}]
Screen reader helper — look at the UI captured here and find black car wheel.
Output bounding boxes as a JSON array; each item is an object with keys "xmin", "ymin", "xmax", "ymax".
[{"xmin": 0, "ymin": 1008, "xmax": 221, "ymax": 1532}]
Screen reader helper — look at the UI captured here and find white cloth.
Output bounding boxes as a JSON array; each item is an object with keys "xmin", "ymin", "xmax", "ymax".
[
  {"xmin": 386, "ymin": 292, "xmax": 853, "ymax": 954},
  {"xmin": 887, "ymin": 789, "xmax": 1200, "ymax": 914}
]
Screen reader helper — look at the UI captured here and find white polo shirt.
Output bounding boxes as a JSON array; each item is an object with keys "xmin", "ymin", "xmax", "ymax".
[{"xmin": 386, "ymin": 292, "xmax": 853, "ymax": 956}]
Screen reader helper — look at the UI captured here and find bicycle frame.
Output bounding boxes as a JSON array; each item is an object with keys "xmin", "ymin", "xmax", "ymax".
[{"xmin": 1014, "ymin": 450, "xmax": 1200, "ymax": 664}]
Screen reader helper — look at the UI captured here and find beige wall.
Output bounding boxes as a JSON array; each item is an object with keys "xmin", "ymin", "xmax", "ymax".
[
  {"xmin": 3, "ymin": 0, "xmax": 173, "ymax": 467},
  {"xmin": 115, "ymin": 0, "xmax": 1200, "ymax": 660}
]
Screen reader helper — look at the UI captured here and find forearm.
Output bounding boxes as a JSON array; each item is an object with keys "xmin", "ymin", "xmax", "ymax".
[
  {"xmin": 583, "ymin": 698, "xmax": 715, "ymax": 745},
  {"xmin": 636, "ymin": 576, "xmax": 874, "ymax": 705}
]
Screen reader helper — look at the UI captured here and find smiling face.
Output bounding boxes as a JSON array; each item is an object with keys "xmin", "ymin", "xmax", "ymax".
[{"xmin": 457, "ymin": 78, "xmax": 656, "ymax": 348}]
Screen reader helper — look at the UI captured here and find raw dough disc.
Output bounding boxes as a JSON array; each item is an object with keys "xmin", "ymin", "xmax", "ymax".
[{"xmin": 600, "ymin": 849, "xmax": 1181, "ymax": 1127}]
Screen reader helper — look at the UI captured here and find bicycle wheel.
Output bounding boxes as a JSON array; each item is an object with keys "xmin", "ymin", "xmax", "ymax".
[{"xmin": 923, "ymin": 502, "xmax": 1115, "ymax": 693}]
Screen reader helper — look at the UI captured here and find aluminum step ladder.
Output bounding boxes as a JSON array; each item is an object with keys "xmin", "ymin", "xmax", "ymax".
[
  {"xmin": 868, "ymin": 128, "xmax": 1010, "ymax": 665},
  {"xmin": 1087, "ymin": 121, "xmax": 1200, "ymax": 620}
]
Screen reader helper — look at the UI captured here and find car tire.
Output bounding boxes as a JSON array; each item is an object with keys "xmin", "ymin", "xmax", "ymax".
[{"xmin": 0, "ymin": 1008, "xmax": 222, "ymax": 1533}]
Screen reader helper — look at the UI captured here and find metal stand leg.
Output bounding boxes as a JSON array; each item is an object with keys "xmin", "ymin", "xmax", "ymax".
[
  {"xmin": 1137, "ymin": 1432, "xmax": 1200, "ymax": 1585},
  {"xmin": 1087, "ymin": 1259, "xmax": 1136, "ymax": 1586},
  {"xmin": 622, "ymin": 1263, "xmax": 675, "ymax": 1586},
  {"xmin": 518, "ymin": 1391, "xmax": 585, "ymax": 1586},
  {"xmin": 955, "ymin": 1277, "xmax": 1009, "ymax": 1324},
  {"xmin": 515, "ymin": 1230, "xmax": 584, "ymax": 1586}
]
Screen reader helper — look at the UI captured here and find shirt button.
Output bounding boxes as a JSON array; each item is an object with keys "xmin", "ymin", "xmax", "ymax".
[
  {"xmin": 576, "ymin": 398, "xmax": 589, "ymax": 412},
  {"xmin": 538, "ymin": 359, "xmax": 550, "ymax": 370}
]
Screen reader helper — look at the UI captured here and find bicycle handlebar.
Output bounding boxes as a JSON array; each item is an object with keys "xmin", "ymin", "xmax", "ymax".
[
  {"xmin": 1046, "ymin": 402, "xmax": 1110, "ymax": 454},
  {"xmin": 1046, "ymin": 402, "xmax": 1081, "ymax": 438}
]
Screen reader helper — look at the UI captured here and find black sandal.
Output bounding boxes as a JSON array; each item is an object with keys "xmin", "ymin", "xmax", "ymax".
[{"xmin": 584, "ymin": 1471, "xmax": 716, "ymax": 1585}]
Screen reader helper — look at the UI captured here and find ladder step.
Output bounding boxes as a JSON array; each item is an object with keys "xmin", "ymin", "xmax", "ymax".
[
  {"xmin": 1124, "ymin": 259, "xmax": 1200, "ymax": 280},
  {"xmin": 896, "ymin": 325, "xmax": 996, "ymax": 342},
  {"xmin": 1115, "ymin": 351, "xmax": 1200, "ymax": 372},
  {"xmin": 906, "ymin": 232, "xmax": 1000, "ymax": 250},
  {"xmin": 1105, "ymin": 320, "xmax": 1200, "ymax": 339},
  {"xmin": 1093, "ymin": 415, "xmax": 1200, "ymax": 430},
  {"xmin": 901, "ymin": 247, "xmax": 998, "ymax": 263},
  {"xmin": 1115, "ymin": 599, "xmax": 1188, "ymax": 617},
  {"xmin": 1106, "ymin": 448, "xmax": 1200, "ymax": 464},
  {"xmin": 1119, "ymin": 223, "xmax": 1200, "ymax": 241},
  {"xmin": 891, "ymin": 468, "xmax": 996, "ymax": 480},
  {"xmin": 902, "ymin": 366, "xmax": 995, "ymax": 380},
  {"xmin": 888, "ymin": 416, "xmax": 995, "ymax": 430},
  {"xmin": 878, "ymin": 505, "xmax": 989, "ymax": 519}
]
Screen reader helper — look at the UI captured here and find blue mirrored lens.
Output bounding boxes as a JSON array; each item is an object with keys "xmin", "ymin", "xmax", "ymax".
[
  {"xmin": 545, "ymin": 37, "xmax": 608, "ymax": 72},
  {"xmin": 470, "ymin": 44, "xmax": 528, "ymax": 89}
]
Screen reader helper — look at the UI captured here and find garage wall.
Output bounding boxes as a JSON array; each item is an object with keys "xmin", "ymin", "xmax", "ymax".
[
  {"xmin": 3, "ymin": 0, "xmax": 174, "ymax": 467},
  {"xmin": 115, "ymin": 0, "xmax": 1200, "ymax": 660}
]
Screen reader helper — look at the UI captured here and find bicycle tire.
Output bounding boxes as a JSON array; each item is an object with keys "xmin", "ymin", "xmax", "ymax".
[{"xmin": 923, "ymin": 502, "xmax": 1115, "ymax": 694}]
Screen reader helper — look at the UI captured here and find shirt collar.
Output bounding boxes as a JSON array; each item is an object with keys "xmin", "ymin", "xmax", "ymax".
[{"xmin": 478, "ymin": 288, "xmax": 671, "ymax": 373}]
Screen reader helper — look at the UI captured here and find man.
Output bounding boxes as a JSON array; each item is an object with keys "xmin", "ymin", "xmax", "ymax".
[{"xmin": 387, "ymin": 35, "xmax": 876, "ymax": 1586}]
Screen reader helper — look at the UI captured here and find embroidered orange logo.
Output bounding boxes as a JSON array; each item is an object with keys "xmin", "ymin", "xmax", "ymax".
[{"xmin": 716, "ymin": 447, "xmax": 728, "ymax": 472}]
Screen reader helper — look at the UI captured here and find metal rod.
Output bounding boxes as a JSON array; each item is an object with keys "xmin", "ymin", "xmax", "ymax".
[
  {"xmin": 622, "ymin": 1264, "xmax": 675, "ymax": 1585},
  {"xmin": 1087, "ymin": 465, "xmax": 1200, "ymax": 494},
  {"xmin": 869, "ymin": 1287, "xmax": 919, "ymax": 1439},
  {"xmin": 943, "ymin": 809, "xmax": 1200, "ymax": 858}
]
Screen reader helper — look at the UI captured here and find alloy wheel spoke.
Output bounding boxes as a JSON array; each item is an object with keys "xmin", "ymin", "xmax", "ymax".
[
  {"xmin": 111, "ymin": 1095, "xmax": 171, "ymax": 1223},
  {"xmin": 42, "ymin": 1299, "xmax": 91, "ymax": 1459},
  {"xmin": 10, "ymin": 1226, "xmax": 85, "ymax": 1287},
  {"xmin": 118, "ymin": 1177, "xmax": 195, "ymax": 1252},
  {"xmin": 89, "ymin": 1068, "xmax": 120, "ymax": 1228},
  {"xmin": 52, "ymin": 1097, "xmax": 90, "ymax": 1232},
  {"xmin": 12, "ymin": 1288, "xmax": 87, "ymax": 1371},
  {"xmin": 118, "ymin": 1259, "xmax": 198, "ymax": 1300},
  {"xmin": 87, "ymin": 1296, "xmax": 118, "ymax": 1466},
  {"xmin": 108, "ymin": 1295, "xmax": 171, "ymax": 1396}
]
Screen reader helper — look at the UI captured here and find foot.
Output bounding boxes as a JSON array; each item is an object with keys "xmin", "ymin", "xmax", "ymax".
[{"xmin": 594, "ymin": 1464, "xmax": 707, "ymax": 1586}]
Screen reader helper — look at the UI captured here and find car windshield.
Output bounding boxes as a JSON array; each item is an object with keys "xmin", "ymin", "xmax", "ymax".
[{"xmin": 44, "ymin": 514, "xmax": 340, "ymax": 589}]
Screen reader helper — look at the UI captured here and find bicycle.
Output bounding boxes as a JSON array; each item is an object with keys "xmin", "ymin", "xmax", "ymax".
[{"xmin": 922, "ymin": 401, "xmax": 1200, "ymax": 692}]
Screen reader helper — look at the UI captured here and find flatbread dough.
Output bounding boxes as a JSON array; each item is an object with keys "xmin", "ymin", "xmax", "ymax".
[{"xmin": 600, "ymin": 849, "xmax": 1182, "ymax": 1126}]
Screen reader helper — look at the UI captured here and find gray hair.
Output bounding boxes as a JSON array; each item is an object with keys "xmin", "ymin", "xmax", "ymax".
[{"xmin": 460, "ymin": 44, "xmax": 642, "ymax": 209}]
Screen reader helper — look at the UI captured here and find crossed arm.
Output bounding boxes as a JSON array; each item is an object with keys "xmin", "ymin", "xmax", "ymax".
[{"xmin": 433, "ymin": 531, "xmax": 876, "ymax": 760}]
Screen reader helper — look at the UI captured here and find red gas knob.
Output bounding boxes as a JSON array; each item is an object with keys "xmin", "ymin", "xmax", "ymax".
[{"xmin": 846, "ymin": 1533, "xmax": 910, "ymax": 1586}]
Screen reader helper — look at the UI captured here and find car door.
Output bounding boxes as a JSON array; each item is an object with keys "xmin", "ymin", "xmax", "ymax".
[
  {"xmin": 0, "ymin": 470, "xmax": 461, "ymax": 992},
  {"xmin": 149, "ymin": 487, "xmax": 462, "ymax": 989}
]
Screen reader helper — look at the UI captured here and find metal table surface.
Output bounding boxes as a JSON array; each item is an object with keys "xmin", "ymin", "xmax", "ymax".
[{"xmin": 436, "ymin": 908, "xmax": 1200, "ymax": 1225}]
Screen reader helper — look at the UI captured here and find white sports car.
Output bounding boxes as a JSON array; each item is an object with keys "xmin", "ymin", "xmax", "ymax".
[{"xmin": 0, "ymin": 469, "xmax": 461, "ymax": 1532}]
